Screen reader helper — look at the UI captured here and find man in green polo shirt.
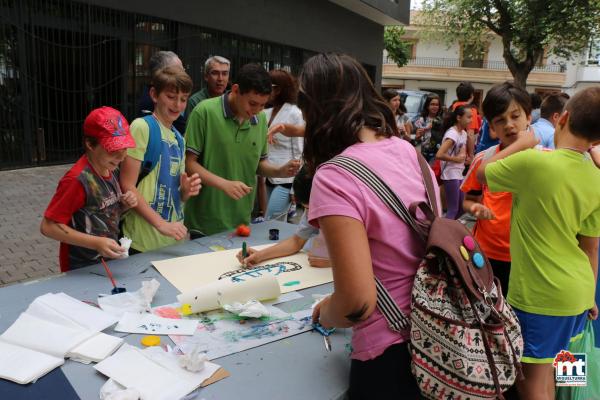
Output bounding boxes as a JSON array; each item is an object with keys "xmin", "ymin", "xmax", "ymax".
[
  {"xmin": 185, "ymin": 55, "xmax": 230, "ymax": 118},
  {"xmin": 184, "ymin": 63, "xmax": 300, "ymax": 236}
]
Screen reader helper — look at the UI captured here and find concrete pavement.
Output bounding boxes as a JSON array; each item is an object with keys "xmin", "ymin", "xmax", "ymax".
[{"xmin": 0, "ymin": 164, "xmax": 71, "ymax": 286}]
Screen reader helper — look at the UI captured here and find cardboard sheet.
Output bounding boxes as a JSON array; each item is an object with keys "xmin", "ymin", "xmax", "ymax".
[{"xmin": 152, "ymin": 245, "xmax": 332, "ymax": 294}]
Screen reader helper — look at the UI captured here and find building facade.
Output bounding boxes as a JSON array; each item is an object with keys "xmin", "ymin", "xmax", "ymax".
[
  {"xmin": 382, "ymin": 12, "xmax": 600, "ymax": 108},
  {"xmin": 0, "ymin": 0, "xmax": 408, "ymax": 169}
]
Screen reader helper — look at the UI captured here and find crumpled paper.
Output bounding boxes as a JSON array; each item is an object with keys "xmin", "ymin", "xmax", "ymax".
[
  {"xmin": 98, "ymin": 279, "xmax": 160, "ymax": 318},
  {"xmin": 119, "ymin": 237, "xmax": 132, "ymax": 259},
  {"xmin": 222, "ymin": 300, "xmax": 270, "ymax": 318},
  {"xmin": 178, "ymin": 344, "xmax": 208, "ymax": 373},
  {"xmin": 99, "ymin": 379, "xmax": 141, "ymax": 400}
]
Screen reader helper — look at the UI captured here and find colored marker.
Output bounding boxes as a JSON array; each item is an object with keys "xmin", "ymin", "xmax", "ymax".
[{"xmin": 242, "ymin": 241, "xmax": 248, "ymax": 259}]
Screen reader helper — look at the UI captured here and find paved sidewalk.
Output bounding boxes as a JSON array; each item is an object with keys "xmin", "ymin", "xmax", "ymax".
[{"xmin": 0, "ymin": 164, "xmax": 72, "ymax": 287}]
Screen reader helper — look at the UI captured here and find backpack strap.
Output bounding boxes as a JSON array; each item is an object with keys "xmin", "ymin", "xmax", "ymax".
[
  {"xmin": 415, "ymin": 150, "xmax": 439, "ymax": 218},
  {"xmin": 137, "ymin": 115, "xmax": 185, "ymax": 185},
  {"xmin": 324, "ymin": 155, "xmax": 428, "ymax": 240},
  {"xmin": 138, "ymin": 115, "xmax": 163, "ymax": 185},
  {"xmin": 171, "ymin": 125, "xmax": 185, "ymax": 157},
  {"xmin": 375, "ymin": 278, "xmax": 410, "ymax": 331},
  {"xmin": 323, "ymin": 148, "xmax": 437, "ymax": 333}
]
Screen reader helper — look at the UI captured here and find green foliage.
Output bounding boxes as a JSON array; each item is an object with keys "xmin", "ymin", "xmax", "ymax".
[
  {"xmin": 416, "ymin": 0, "xmax": 600, "ymax": 87},
  {"xmin": 384, "ymin": 26, "xmax": 411, "ymax": 67}
]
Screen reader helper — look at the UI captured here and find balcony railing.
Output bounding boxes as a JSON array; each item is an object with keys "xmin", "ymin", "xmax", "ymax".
[{"xmin": 383, "ymin": 56, "xmax": 565, "ymax": 73}]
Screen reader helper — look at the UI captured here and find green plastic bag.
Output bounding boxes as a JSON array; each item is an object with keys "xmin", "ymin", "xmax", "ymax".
[{"xmin": 556, "ymin": 320, "xmax": 600, "ymax": 400}]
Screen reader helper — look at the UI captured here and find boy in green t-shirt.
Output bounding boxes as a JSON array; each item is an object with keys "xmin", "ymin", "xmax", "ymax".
[
  {"xmin": 477, "ymin": 86, "xmax": 600, "ymax": 400},
  {"xmin": 120, "ymin": 66, "xmax": 201, "ymax": 252},
  {"xmin": 184, "ymin": 64, "xmax": 300, "ymax": 237}
]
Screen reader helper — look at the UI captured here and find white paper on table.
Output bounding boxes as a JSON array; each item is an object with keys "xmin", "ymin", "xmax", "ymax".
[
  {"xmin": 1, "ymin": 312, "xmax": 95, "ymax": 358},
  {"xmin": 114, "ymin": 312, "xmax": 198, "ymax": 335},
  {"xmin": 152, "ymin": 244, "xmax": 333, "ymax": 294},
  {"xmin": 67, "ymin": 332, "xmax": 124, "ymax": 363},
  {"xmin": 99, "ymin": 379, "xmax": 141, "ymax": 400},
  {"xmin": 98, "ymin": 279, "xmax": 160, "ymax": 318},
  {"xmin": 26, "ymin": 298, "xmax": 86, "ymax": 330},
  {"xmin": 222, "ymin": 300, "xmax": 271, "ymax": 318},
  {"xmin": 171, "ymin": 307, "xmax": 314, "ymax": 360},
  {"xmin": 0, "ymin": 340, "xmax": 64, "ymax": 384},
  {"xmin": 143, "ymin": 346, "xmax": 220, "ymax": 384},
  {"xmin": 95, "ymin": 344, "xmax": 220, "ymax": 400},
  {"xmin": 98, "ymin": 292, "xmax": 148, "ymax": 318},
  {"xmin": 265, "ymin": 291, "xmax": 303, "ymax": 306},
  {"xmin": 35, "ymin": 292, "xmax": 118, "ymax": 331}
]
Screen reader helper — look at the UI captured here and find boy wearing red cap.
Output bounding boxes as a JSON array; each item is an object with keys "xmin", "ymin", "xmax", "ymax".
[{"xmin": 41, "ymin": 107, "xmax": 138, "ymax": 272}]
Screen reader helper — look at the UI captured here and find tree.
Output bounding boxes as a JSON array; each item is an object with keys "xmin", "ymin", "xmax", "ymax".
[
  {"xmin": 416, "ymin": 0, "xmax": 600, "ymax": 88},
  {"xmin": 384, "ymin": 26, "xmax": 412, "ymax": 68}
]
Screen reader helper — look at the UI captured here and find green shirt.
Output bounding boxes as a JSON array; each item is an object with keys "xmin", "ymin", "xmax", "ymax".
[
  {"xmin": 123, "ymin": 117, "xmax": 186, "ymax": 252},
  {"xmin": 487, "ymin": 149, "xmax": 600, "ymax": 316},
  {"xmin": 185, "ymin": 87, "xmax": 210, "ymax": 119},
  {"xmin": 184, "ymin": 93, "xmax": 268, "ymax": 235}
]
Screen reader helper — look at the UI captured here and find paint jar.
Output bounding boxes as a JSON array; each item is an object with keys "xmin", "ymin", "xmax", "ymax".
[
  {"xmin": 269, "ymin": 228, "xmax": 279, "ymax": 241},
  {"xmin": 111, "ymin": 287, "xmax": 126, "ymax": 295}
]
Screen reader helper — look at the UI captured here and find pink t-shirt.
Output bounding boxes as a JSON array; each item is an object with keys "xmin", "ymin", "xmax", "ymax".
[{"xmin": 308, "ymin": 136, "xmax": 440, "ymax": 361}]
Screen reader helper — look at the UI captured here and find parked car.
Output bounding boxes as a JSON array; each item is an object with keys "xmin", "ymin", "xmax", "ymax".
[{"xmin": 396, "ymin": 89, "xmax": 435, "ymax": 121}]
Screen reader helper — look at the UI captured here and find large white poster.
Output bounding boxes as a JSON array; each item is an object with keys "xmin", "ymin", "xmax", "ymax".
[{"xmin": 152, "ymin": 245, "xmax": 333, "ymax": 294}]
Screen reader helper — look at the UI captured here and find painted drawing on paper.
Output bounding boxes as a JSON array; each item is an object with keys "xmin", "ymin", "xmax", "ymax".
[
  {"xmin": 152, "ymin": 303, "xmax": 313, "ymax": 360},
  {"xmin": 152, "ymin": 244, "xmax": 332, "ymax": 294}
]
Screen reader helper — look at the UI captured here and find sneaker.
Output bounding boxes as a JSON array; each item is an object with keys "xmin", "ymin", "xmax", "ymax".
[{"xmin": 251, "ymin": 216, "xmax": 265, "ymax": 224}]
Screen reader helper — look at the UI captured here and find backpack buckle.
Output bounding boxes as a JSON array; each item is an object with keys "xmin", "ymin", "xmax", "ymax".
[{"xmin": 479, "ymin": 288, "xmax": 502, "ymax": 320}]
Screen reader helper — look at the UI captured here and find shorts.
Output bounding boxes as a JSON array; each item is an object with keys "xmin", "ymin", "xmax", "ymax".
[{"xmin": 513, "ymin": 307, "xmax": 587, "ymax": 364}]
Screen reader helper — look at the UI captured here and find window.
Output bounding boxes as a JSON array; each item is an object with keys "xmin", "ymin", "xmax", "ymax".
[
  {"xmin": 535, "ymin": 49, "xmax": 548, "ymax": 68},
  {"xmin": 405, "ymin": 39, "xmax": 418, "ymax": 59},
  {"xmin": 383, "ymin": 85, "xmax": 405, "ymax": 90},
  {"xmin": 587, "ymin": 37, "xmax": 600, "ymax": 65},
  {"xmin": 535, "ymin": 88, "xmax": 561, "ymax": 99},
  {"xmin": 473, "ymin": 89, "xmax": 483, "ymax": 109},
  {"xmin": 460, "ymin": 43, "xmax": 487, "ymax": 68}
]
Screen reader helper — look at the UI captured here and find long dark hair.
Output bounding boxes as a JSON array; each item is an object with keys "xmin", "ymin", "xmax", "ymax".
[
  {"xmin": 381, "ymin": 89, "xmax": 407, "ymax": 116},
  {"xmin": 421, "ymin": 94, "xmax": 442, "ymax": 119},
  {"xmin": 298, "ymin": 53, "xmax": 399, "ymax": 174},
  {"xmin": 269, "ymin": 69, "xmax": 298, "ymax": 107},
  {"xmin": 442, "ymin": 104, "xmax": 469, "ymax": 134}
]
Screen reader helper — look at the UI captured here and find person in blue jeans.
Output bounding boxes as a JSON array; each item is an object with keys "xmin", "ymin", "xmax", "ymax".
[{"xmin": 263, "ymin": 69, "xmax": 304, "ymax": 220}]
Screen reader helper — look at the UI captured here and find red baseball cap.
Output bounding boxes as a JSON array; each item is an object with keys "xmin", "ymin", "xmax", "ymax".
[{"xmin": 83, "ymin": 107, "xmax": 136, "ymax": 152}]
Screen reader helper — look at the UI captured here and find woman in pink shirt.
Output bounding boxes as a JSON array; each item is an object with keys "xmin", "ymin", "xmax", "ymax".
[{"xmin": 302, "ymin": 53, "xmax": 439, "ymax": 399}]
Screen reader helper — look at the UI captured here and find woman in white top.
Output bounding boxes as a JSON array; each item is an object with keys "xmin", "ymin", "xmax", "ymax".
[{"xmin": 263, "ymin": 69, "xmax": 305, "ymax": 220}]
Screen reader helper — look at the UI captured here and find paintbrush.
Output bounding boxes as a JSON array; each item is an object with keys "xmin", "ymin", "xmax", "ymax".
[{"xmin": 100, "ymin": 257, "xmax": 126, "ymax": 294}]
